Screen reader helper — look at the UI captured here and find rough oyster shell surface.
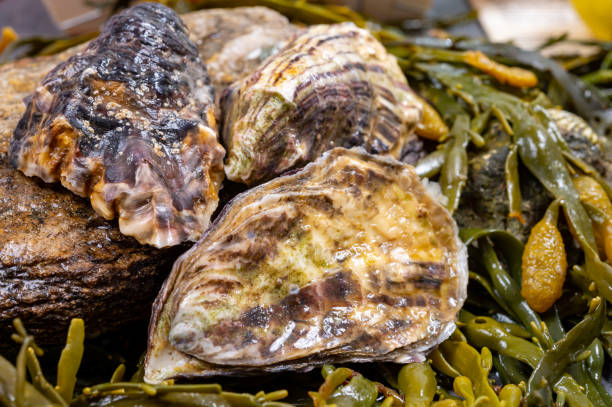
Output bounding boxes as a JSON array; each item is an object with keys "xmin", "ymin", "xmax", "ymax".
[
  {"xmin": 144, "ymin": 147, "xmax": 467, "ymax": 383},
  {"xmin": 221, "ymin": 22, "xmax": 423, "ymax": 185},
  {"xmin": 9, "ymin": 3, "xmax": 225, "ymax": 248},
  {"xmin": 0, "ymin": 6, "xmax": 302, "ymax": 346}
]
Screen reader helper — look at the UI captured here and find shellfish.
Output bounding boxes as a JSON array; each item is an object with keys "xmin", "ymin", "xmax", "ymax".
[
  {"xmin": 221, "ymin": 23, "xmax": 422, "ymax": 185},
  {"xmin": 145, "ymin": 147, "xmax": 467, "ymax": 382},
  {"xmin": 9, "ymin": 3, "xmax": 225, "ymax": 248}
]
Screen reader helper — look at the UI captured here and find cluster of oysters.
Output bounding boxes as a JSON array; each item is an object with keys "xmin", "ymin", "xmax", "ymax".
[{"xmin": 3, "ymin": 3, "xmax": 468, "ymax": 381}]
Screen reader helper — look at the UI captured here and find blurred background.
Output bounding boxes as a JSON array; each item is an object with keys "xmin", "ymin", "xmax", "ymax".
[{"xmin": 0, "ymin": 0, "xmax": 610, "ymax": 49}]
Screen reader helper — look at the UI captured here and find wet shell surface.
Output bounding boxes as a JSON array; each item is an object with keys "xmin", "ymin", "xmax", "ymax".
[
  {"xmin": 144, "ymin": 147, "xmax": 467, "ymax": 383},
  {"xmin": 221, "ymin": 23, "xmax": 422, "ymax": 185},
  {"xmin": 9, "ymin": 3, "xmax": 225, "ymax": 248},
  {"xmin": 0, "ymin": 5, "xmax": 302, "ymax": 346}
]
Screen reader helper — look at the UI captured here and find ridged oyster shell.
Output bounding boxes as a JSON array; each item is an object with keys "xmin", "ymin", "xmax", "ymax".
[
  {"xmin": 9, "ymin": 3, "xmax": 225, "ymax": 248},
  {"xmin": 144, "ymin": 147, "xmax": 467, "ymax": 382},
  {"xmin": 221, "ymin": 23, "xmax": 422, "ymax": 185},
  {"xmin": 0, "ymin": 6, "xmax": 305, "ymax": 347}
]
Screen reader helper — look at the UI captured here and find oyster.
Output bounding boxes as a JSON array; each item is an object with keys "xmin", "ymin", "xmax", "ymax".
[
  {"xmin": 9, "ymin": 3, "xmax": 225, "ymax": 248},
  {"xmin": 182, "ymin": 7, "xmax": 298, "ymax": 94},
  {"xmin": 145, "ymin": 147, "xmax": 467, "ymax": 382},
  {"xmin": 221, "ymin": 23, "xmax": 422, "ymax": 185}
]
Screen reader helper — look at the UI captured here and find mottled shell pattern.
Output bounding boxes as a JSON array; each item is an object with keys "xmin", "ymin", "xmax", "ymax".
[
  {"xmin": 9, "ymin": 3, "xmax": 225, "ymax": 248},
  {"xmin": 144, "ymin": 147, "xmax": 467, "ymax": 383},
  {"xmin": 221, "ymin": 23, "xmax": 423, "ymax": 185}
]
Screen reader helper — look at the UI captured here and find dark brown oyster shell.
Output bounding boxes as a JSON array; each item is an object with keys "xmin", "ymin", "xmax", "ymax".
[{"xmin": 9, "ymin": 3, "xmax": 225, "ymax": 248}]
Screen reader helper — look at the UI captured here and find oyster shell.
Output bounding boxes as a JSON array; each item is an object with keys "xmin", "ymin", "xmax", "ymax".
[
  {"xmin": 9, "ymin": 3, "xmax": 225, "ymax": 248},
  {"xmin": 221, "ymin": 23, "xmax": 422, "ymax": 185},
  {"xmin": 182, "ymin": 7, "xmax": 298, "ymax": 95},
  {"xmin": 145, "ymin": 147, "xmax": 467, "ymax": 382}
]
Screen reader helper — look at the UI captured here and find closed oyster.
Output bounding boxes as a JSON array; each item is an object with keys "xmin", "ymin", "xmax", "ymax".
[
  {"xmin": 221, "ymin": 23, "xmax": 422, "ymax": 185},
  {"xmin": 145, "ymin": 147, "xmax": 467, "ymax": 382},
  {"xmin": 184, "ymin": 7, "xmax": 298, "ymax": 94},
  {"xmin": 9, "ymin": 3, "xmax": 225, "ymax": 248}
]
